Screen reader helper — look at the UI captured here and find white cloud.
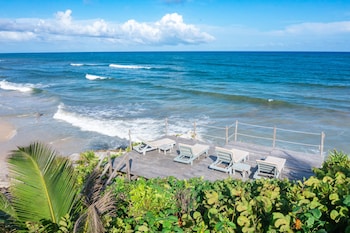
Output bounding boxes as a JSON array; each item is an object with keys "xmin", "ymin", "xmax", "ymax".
[
  {"xmin": 0, "ymin": 9, "xmax": 214, "ymax": 46},
  {"xmin": 271, "ymin": 21, "xmax": 350, "ymax": 36},
  {"xmin": 0, "ymin": 31, "xmax": 36, "ymax": 41}
]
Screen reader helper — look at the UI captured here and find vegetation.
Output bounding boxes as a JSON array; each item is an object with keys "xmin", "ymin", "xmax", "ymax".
[{"xmin": 0, "ymin": 143, "xmax": 349, "ymax": 232}]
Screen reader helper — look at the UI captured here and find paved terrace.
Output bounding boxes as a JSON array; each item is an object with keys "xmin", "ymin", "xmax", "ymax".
[{"xmin": 110, "ymin": 136, "xmax": 324, "ymax": 181}]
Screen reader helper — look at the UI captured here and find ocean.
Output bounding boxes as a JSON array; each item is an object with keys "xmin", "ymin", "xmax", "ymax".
[{"xmin": 0, "ymin": 52, "xmax": 349, "ymax": 155}]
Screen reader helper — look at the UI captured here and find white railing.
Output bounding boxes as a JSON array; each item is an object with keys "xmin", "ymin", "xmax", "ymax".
[{"xmin": 165, "ymin": 119, "xmax": 325, "ymax": 156}]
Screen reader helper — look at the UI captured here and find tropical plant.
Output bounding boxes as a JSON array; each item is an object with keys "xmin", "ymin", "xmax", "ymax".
[
  {"xmin": 0, "ymin": 142, "xmax": 79, "ymax": 231},
  {"xmin": 73, "ymin": 169, "xmax": 116, "ymax": 233},
  {"xmin": 313, "ymin": 150, "xmax": 350, "ymax": 178},
  {"xmin": 1, "ymin": 143, "xmax": 350, "ymax": 232}
]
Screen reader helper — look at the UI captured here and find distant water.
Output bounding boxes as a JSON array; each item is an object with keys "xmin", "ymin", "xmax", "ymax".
[{"xmin": 0, "ymin": 52, "xmax": 349, "ymax": 155}]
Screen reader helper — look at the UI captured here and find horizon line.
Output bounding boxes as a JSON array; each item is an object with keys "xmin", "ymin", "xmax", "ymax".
[{"xmin": 1, "ymin": 50, "xmax": 350, "ymax": 55}]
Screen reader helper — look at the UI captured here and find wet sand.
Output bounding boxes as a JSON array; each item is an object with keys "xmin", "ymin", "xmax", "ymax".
[
  {"xmin": 0, "ymin": 120, "xmax": 17, "ymax": 186},
  {"xmin": 0, "ymin": 117, "xmax": 86, "ymax": 186},
  {"xmin": 0, "ymin": 120, "xmax": 16, "ymax": 142}
]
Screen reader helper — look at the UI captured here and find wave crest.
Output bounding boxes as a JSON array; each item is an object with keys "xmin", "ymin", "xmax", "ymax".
[
  {"xmin": 109, "ymin": 64, "xmax": 151, "ymax": 69},
  {"xmin": 0, "ymin": 80, "xmax": 35, "ymax": 93},
  {"xmin": 85, "ymin": 74, "xmax": 109, "ymax": 80},
  {"xmin": 70, "ymin": 63, "xmax": 84, "ymax": 66},
  {"xmin": 53, "ymin": 103, "xmax": 165, "ymax": 140}
]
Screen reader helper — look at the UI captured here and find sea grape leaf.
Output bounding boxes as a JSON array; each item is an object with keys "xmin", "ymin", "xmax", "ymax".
[
  {"xmin": 237, "ymin": 215, "xmax": 249, "ymax": 226},
  {"xmin": 309, "ymin": 208, "xmax": 322, "ymax": 219},
  {"xmin": 304, "ymin": 177, "xmax": 320, "ymax": 186},
  {"xmin": 330, "ymin": 210, "xmax": 339, "ymax": 221},
  {"xmin": 329, "ymin": 193, "xmax": 340, "ymax": 204},
  {"xmin": 310, "ymin": 198, "xmax": 322, "ymax": 209},
  {"xmin": 208, "ymin": 208, "xmax": 218, "ymax": 216},
  {"xmin": 206, "ymin": 191, "xmax": 219, "ymax": 205},
  {"xmin": 275, "ymin": 218, "xmax": 288, "ymax": 228},
  {"xmin": 303, "ymin": 190, "xmax": 316, "ymax": 199},
  {"xmin": 236, "ymin": 202, "xmax": 248, "ymax": 212},
  {"xmin": 273, "ymin": 212, "xmax": 285, "ymax": 220},
  {"xmin": 338, "ymin": 206, "xmax": 348, "ymax": 217},
  {"xmin": 138, "ymin": 225, "xmax": 149, "ymax": 232},
  {"xmin": 343, "ymin": 195, "xmax": 350, "ymax": 206},
  {"xmin": 193, "ymin": 211, "xmax": 201, "ymax": 220}
]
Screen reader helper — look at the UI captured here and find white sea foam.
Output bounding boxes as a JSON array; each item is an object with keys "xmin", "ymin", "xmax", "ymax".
[
  {"xmin": 109, "ymin": 64, "xmax": 151, "ymax": 69},
  {"xmin": 53, "ymin": 103, "xmax": 166, "ymax": 141},
  {"xmin": 70, "ymin": 63, "xmax": 83, "ymax": 66},
  {"xmin": 85, "ymin": 74, "xmax": 109, "ymax": 80},
  {"xmin": 0, "ymin": 80, "xmax": 35, "ymax": 93}
]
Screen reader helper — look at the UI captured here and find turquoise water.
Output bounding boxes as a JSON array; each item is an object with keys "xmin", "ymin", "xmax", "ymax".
[{"xmin": 0, "ymin": 52, "xmax": 349, "ymax": 154}]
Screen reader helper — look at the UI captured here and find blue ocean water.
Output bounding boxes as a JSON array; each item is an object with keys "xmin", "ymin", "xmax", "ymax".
[{"xmin": 0, "ymin": 52, "xmax": 349, "ymax": 154}]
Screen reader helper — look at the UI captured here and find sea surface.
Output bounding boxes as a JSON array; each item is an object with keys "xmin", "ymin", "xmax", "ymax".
[{"xmin": 0, "ymin": 52, "xmax": 349, "ymax": 155}]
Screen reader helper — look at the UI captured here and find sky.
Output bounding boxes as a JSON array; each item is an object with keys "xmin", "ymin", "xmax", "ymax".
[{"xmin": 0, "ymin": 0, "xmax": 350, "ymax": 52}]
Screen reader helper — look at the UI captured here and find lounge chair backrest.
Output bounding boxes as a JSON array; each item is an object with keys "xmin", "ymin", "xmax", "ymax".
[
  {"xmin": 256, "ymin": 160, "xmax": 278, "ymax": 178},
  {"xmin": 178, "ymin": 144, "xmax": 194, "ymax": 158},
  {"xmin": 216, "ymin": 149, "xmax": 233, "ymax": 164}
]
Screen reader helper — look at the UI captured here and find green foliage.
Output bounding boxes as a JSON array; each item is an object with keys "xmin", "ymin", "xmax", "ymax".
[
  {"xmin": 0, "ymin": 142, "xmax": 79, "ymax": 231},
  {"xmin": 313, "ymin": 150, "xmax": 350, "ymax": 178},
  {"xmin": 128, "ymin": 178, "xmax": 175, "ymax": 218},
  {"xmin": 107, "ymin": 150, "xmax": 350, "ymax": 233},
  {"xmin": 2, "ymin": 147, "xmax": 350, "ymax": 232},
  {"xmin": 74, "ymin": 151, "xmax": 99, "ymax": 186}
]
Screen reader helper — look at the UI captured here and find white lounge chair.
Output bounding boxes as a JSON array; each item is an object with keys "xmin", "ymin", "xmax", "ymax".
[
  {"xmin": 133, "ymin": 138, "xmax": 176, "ymax": 155},
  {"xmin": 174, "ymin": 143, "xmax": 209, "ymax": 165},
  {"xmin": 209, "ymin": 147, "xmax": 250, "ymax": 175},
  {"xmin": 253, "ymin": 156, "xmax": 286, "ymax": 179}
]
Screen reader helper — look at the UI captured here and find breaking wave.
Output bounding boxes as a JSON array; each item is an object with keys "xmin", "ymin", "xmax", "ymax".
[
  {"xmin": 0, "ymin": 80, "xmax": 36, "ymax": 93},
  {"xmin": 109, "ymin": 64, "xmax": 151, "ymax": 69},
  {"xmin": 85, "ymin": 74, "xmax": 110, "ymax": 80}
]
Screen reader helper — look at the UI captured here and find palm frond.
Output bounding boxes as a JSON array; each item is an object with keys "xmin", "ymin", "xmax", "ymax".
[
  {"xmin": 74, "ymin": 169, "xmax": 116, "ymax": 233},
  {"xmin": 7, "ymin": 142, "xmax": 79, "ymax": 224},
  {"xmin": 0, "ymin": 192, "xmax": 16, "ymax": 219}
]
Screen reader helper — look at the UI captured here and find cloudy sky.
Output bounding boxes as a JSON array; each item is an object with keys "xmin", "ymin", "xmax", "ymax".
[{"xmin": 0, "ymin": 0, "xmax": 350, "ymax": 52}]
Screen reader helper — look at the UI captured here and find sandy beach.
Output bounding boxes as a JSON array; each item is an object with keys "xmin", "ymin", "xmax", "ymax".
[
  {"xmin": 0, "ymin": 119, "xmax": 17, "ymax": 185},
  {"xmin": 0, "ymin": 117, "xmax": 85, "ymax": 186},
  {"xmin": 0, "ymin": 120, "xmax": 16, "ymax": 142}
]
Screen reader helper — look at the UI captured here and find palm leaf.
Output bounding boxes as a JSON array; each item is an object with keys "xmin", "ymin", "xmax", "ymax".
[
  {"xmin": 7, "ymin": 142, "xmax": 78, "ymax": 224},
  {"xmin": 74, "ymin": 169, "xmax": 115, "ymax": 233}
]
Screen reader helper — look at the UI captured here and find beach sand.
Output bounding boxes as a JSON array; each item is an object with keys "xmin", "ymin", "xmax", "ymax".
[
  {"xmin": 0, "ymin": 116, "xmax": 90, "ymax": 186},
  {"xmin": 0, "ymin": 120, "xmax": 16, "ymax": 142},
  {"xmin": 0, "ymin": 120, "xmax": 17, "ymax": 186}
]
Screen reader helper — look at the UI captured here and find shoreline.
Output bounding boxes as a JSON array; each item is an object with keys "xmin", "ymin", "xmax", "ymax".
[
  {"xmin": 0, "ymin": 120, "xmax": 16, "ymax": 142},
  {"xmin": 0, "ymin": 119, "xmax": 17, "ymax": 187}
]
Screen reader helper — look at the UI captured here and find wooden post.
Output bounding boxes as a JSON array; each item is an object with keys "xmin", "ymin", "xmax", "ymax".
[
  {"xmin": 126, "ymin": 154, "xmax": 131, "ymax": 181},
  {"xmin": 165, "ymin": 118, "xmax": 168, "ymax": 136},
  {"xmin": 320, "ymin": 132, "xmax": 325, "ymax": 156},
  {"xmin": 129, "ymin": 129, "xmax": 132, "ymax": 150},
  {"xmin": 225, "ymin": 126, "xmax": 229, "ymax": 145},
  {"xmin": 234, "ymin": 120, "xmax": 238, "ymax": 142},
  {"xmin": 272, "ymin": 126, "xmax": 277, "ymax": 148},
  {"xmin": 107, "ymin": 151, "xmax": 112, "ymax": 176}
]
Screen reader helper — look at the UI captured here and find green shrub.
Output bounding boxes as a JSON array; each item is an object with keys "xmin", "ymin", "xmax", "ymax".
[{"xmin": 313, "ymin": 150, "xmax": 350, "ymax": 178}]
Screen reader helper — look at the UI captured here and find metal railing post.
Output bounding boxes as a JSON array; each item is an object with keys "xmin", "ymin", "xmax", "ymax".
[
  {"xmin": 193, "ymin": 121, "xmax": 196, "ymax": 139},
  {"xmin": 273, "ymin": 126, "xmax": 277, "ymax": 148},
  {"xmin": 165, "ymin": 118, "xmax": 168, "ymax": 136},
  {"xmin": 234, "ymin": 120, "xmax": 238, "ymax": 142},
  {"xmin": 320, "ymin": 131, "xmax": 325, "ymax": 156},
  {"xmin": 225, "ymin": 126, "xmax": 229, "ymax": 145}
]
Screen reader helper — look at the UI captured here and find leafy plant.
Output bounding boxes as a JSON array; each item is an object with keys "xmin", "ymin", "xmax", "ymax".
[
  {"xmin": 1, "ymin": 144, "xmax": 350, "ymax": 232},
  {"xmin": 0, "ymin": 142, "xmax": 79, "ymax": 231},
  {"xmin": 313, "ymin": 150, "xmax": 350, "ymax": 178},
  {"xmin": 74, "ymin": 169, "xmax": 116, "ymax": 233}
]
